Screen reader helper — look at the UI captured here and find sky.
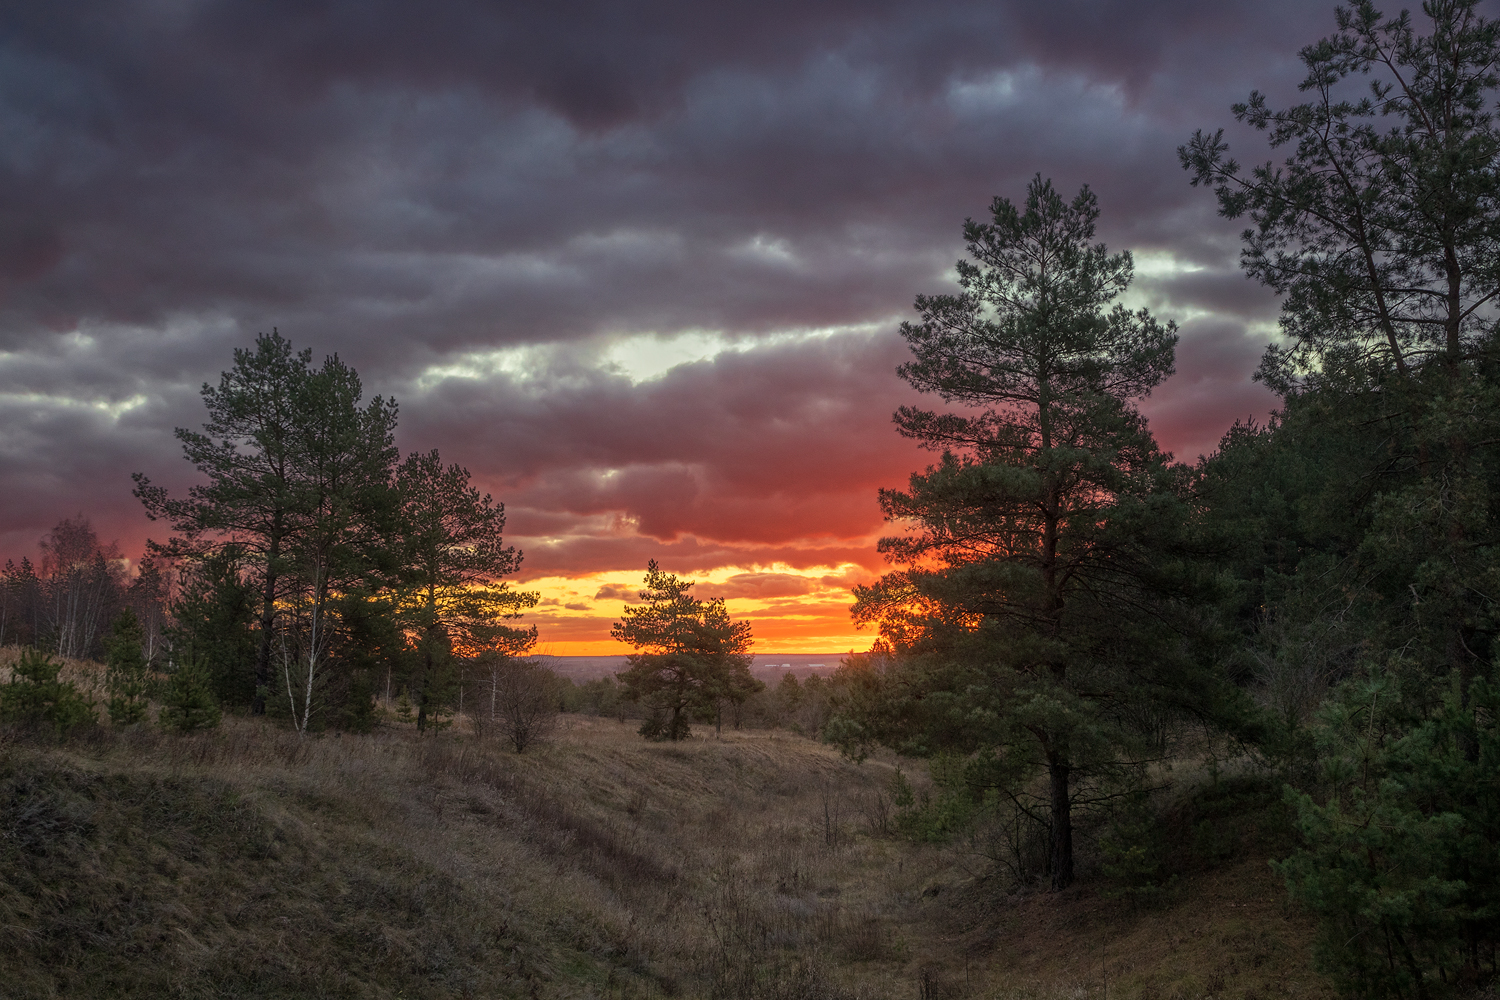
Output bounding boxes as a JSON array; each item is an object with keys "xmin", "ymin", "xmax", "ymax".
[{"xmin": 0, "ymin": 0, "xmax": 1340, "ymax": 653}]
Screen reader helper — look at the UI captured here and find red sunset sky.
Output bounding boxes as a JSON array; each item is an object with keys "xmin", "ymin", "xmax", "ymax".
[{"xmin": 0, "ymin": 0, "xmax": 1330, "ymax": 653}]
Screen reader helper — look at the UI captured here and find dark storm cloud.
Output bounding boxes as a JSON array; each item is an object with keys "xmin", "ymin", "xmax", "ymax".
[{"xmin": 0, "ymin": 0, "xmax": 1347, "ymax": 573}]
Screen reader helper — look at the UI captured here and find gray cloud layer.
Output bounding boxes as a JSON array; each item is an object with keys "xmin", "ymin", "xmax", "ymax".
[{"xmin": 0, "ymin": 0, "xmax": 1336, "ymax": 567}]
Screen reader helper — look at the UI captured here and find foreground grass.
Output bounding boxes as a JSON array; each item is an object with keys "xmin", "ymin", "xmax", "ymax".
[{"xmin": 0, "ymin": 708, "xmax": 1333, "ymax": 1000}]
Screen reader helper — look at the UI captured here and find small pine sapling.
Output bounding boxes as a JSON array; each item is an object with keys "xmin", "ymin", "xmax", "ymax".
[
  {"xmin": 104, "ymin": 608, "xmax": 151, "ymax": 725},
  {"xmin": 0, "ymin": 647, "xmax": 96, "ymax": 736},
  {"xmin": 159, "ymin": 659, "xmax": 222, "ymax": 733}
]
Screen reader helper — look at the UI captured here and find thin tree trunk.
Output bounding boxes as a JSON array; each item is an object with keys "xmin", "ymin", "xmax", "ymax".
[
  {"xmin": 416, "ymin": 645, "xmax": 430, "ymax": 732},
  {"xmin": 254, "ymin": 523, "xmax": 283, "ymax": 715}
]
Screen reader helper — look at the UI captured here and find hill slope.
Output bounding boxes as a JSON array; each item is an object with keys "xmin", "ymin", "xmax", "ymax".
[{"xmin": 1, "ymin": 717, "xmax": 1332, "ymax": 999}]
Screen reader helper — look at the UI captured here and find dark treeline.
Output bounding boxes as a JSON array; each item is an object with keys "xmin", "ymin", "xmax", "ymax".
[
  {"xmin": 131, "ymin": 331, "xmax": 540, "ymax": 734},
  {"xmin": 0, "ymin": 517, "xmax": 172, "ymax": 661},
  {"xmin": 2, "ymin": 331, "xmax": 541, "ymax": 737},
  {"xmin": 0, "ymin": 521, "xmax": 154, "ymax": 659},
  {"xmin": 825, "ymin": 3, "xmax": 1500, "ymax": 996},
  {"xmin": 555, "ymin": 665, "xmax": 838, "ymax": 736}
]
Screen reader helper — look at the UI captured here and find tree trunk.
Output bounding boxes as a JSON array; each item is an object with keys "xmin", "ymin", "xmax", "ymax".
[
  {"xmin": 1048, "ymin": 754, "xmax": 1074, "ymax": 890},
  {"xmin": 252, "ymin": 522, "xmax": 282, "ymax": 716},
  {"xmin": 416, "ymin": 643, "xmax": 430, "ymax": 733}
]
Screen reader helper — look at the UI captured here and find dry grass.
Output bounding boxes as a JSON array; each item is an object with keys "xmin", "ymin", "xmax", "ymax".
[
  {"xmin": 0, "ymin": 645, "xmax": 110, "ymax": 704},
  {"xmin": 0, "ymin": 662, "xmax": 1337, "ymax": 1000}
]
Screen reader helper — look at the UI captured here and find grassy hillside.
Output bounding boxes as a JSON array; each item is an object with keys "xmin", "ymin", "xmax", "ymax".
[{"xmin": 1, "ymin": 704, "xmax": 1333, "ymax": 999}]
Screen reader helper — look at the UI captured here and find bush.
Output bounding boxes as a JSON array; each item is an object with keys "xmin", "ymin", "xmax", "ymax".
[
  {"xmin": 158, "ymin": 660, "xmax": 222, "ymax": 733},
  {"xmin": 638, "ymin": 704, "xmax": 690, "ymax": 741},
  {"xmin": 104, "ymin": 608, "xmax": 150, "ymax": 725},
  {"xmin": 1275, "ymin": 669, "xmax": 1500, "ymax": 998},
  {"xmin": 1099, "ymin": 791, "xmax": 1172, "ymax": 907},
  {"xmin": 0, "ymin": 648, "xmax": 95, "ymax": 736},
  {"xmin": 488, "ymin": 658, "xmax": 558, "ymax": 752}
]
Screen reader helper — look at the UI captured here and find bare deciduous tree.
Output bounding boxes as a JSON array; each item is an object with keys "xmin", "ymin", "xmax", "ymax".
[
  {"xmin": 40, "ymin": 516, "xmax": 126, "ymax": 659},
  {"xmin": 486, "ymin": 656, "xmax": 557, "ymax": 753}
]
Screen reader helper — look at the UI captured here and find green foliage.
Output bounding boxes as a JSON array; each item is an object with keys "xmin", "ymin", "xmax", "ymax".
[
  {"xmin": 0, "ymin": 648, "xmax": 95, "ymax": 736},
  {"xmin": 170, "ymin": 549, "xmax": 258, "ymax": 708},
  {"xmin": 135, "ymin": 330, "xmax": 403, "ymax": 717},
  {"xmin": 1098, "ymin": 792, "xmax": 1171, "ymax": 907},
  {"xmin": 889, "ymin": 756, "xmax": 985, "ymax": 843},
  {"xmin": 844, "ymin": 175, "xmax": 1229, "ymax": 889},
  {"xmin": 136, "ymin": 331, "xmax": 538, "ymax": 735},
  {"xmin": 103, "ymin": 608, "xmax": 150, "ymax": 725},
  {"xmin": 1274, "ymin": 666, "xmax": 1500, "ymax": 997},
  {"xmin": 395, "ymin": 449, "xmax": 537, "ymax": 732},
  {"xmin": 1182, "ymin": 27, "xmax": 1500, "ymax": 994},
  {"xmin": 158, "ymin": 660, "xmax": 222, "ymax": 734},
  {"xmin": 613, "ymin": 561, "xmax": 758, "ymax": 741},
  {"xmin": 559, "ymin": 676, "xmax": 624, "ymax": 718},
  {"xmin": 637, "ymin": 704, "xmax": 688, "ymax": 741},
  {"xmin": 1182, "ymin": 0, "xmax": 1500, "ymax": 389},
  {"xmin": 315, "ymin": 587, "xmax": 403, "ymax": 732}
]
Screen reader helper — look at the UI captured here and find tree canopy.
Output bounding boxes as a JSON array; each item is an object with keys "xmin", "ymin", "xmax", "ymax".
[
  {"xmin": 844, "ymin": 176, "xmax": 1219, "ymax": 890},
  {"xmin": 612, "ymin": 561, "xmax": 758, "ymax": 741},
  {"xmin": 131, "ymin": 330, "xmax": 534, "ymax": 735},
  {"xmin": 395, "ymin": 449, "xmax": 538, "ymax": 731}
]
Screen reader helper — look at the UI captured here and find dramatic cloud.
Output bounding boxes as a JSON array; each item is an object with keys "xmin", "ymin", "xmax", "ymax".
[{"xmin": 0, "ymin": 0, "xmax": 1350, "ymax": 649}]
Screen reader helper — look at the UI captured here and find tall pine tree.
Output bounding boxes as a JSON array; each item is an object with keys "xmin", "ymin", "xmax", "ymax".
[
  {"xmin": 394, "ymin": 450, "xmax": 536, "ymax": 732},
  {"xmin": 848, "ymin": 177, "xmax": 1223, "ymax": 889}
]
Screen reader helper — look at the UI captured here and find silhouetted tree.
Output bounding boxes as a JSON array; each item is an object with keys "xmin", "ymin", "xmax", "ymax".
[
  {"xmin": 1184, "ymin": 3, "xmax": 1500, "ymax": 989},
  {"xmin": 613, "ymin": 561, "xmax": 756, "ymax": 741},
  {"xmin": 847, "ymin": 177, "xmax": 1218, "ymax": 890},
  {"xmin": 135, "ymin": 331, "xmax": 399, "ymax": 715},
  {"xmin": 486, "ymin": 656, "xmax": 558, "ymax": 752},
  {"xmin": 0, "ymin": 558, "xmax": 42, "ymax": 648},
  {"xmin": 394, "ymin": 450, "xmax": 536, "ymax": 732},
  {"xmin": 1182, "ymin": 0, "xmax": 1500, "ymax": 389},
  {"xmin": 170, "ymin": 549, "xmax": 258, "ymax": 707},
  {"xmin": 277, "ymin": 355, "xmax": 399, "ymax": 737}
]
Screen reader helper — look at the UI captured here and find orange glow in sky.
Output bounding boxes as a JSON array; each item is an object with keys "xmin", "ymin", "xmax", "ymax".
[{"xmin": 519, "ymin": 563, "xmax": 879, "ymax": 656}]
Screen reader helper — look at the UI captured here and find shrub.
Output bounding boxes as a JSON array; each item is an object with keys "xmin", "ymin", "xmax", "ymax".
[
  {"xmin": 104, "ymin": 608, "xmax": 150, "ymax": 725},
  {"xmin": 158, "ymin": 659, "xmax": 222, "ymax": 733},
  {"xmin": 490, "ymin": 658, "xmax": 558, "ymax": 753},
  {"xmin": 0, "ymin": 647, "xmax": 95, "ymax": 736},
  {"xmin": 1099, "ymin": 791, "xmax": 1172, "ymax": 907}
]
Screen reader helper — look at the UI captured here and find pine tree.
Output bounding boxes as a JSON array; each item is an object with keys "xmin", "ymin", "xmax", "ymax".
[
  {"xmin": 158, "ymin": 659, "xmax": 222, "ymax": 734},
  {"xmin": 0, "ymin": 647, "xmax": 95, "ymax": 737},
  {"xmin": 104, "ymin": 607, "xmax": 150, "ymax": 725},
  {"xmin": 847, "ymin": 176, "xmax": 1222, "ymax": 889},
  {"xmin": 394, "ymin": 450, "xmax": 536, "ymax": 732},
  {"xmin": 1182, "ymin": 7, "xmax": 1500, "ymax": 987},
  {"xmin": 1181, "ymin": 0, "xmax": 1500, "ymax": 390},
  {"xmin": 134, "ymin": 331, "xmax": 398, "ymax": 716},
  {"xmin": 1276, "ymin": 666, "xmax": 1500, "ymax": 996},
  {"xmin": 170, "ymin": 549, "xmax": 259, "ymax": 707},
  {"xmin": 613, "ymin": 562, "xmax": 757, "ymax": 741}
]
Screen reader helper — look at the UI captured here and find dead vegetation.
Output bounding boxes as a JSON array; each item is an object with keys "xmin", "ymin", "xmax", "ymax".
[{"xmin": 1, "ymin": 678, "xmax": 1335, "ymax": 1000}]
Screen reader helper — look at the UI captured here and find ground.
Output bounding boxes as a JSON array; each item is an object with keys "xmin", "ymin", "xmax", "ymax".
[{"xmin": 0, "ymin": 694, "xmax": 1333, "ymax": 999}]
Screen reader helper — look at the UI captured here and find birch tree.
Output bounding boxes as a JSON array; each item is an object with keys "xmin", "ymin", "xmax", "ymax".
[{"xmin": 39, "ymin": 516, "xmax": 125, "ymax": 660}]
